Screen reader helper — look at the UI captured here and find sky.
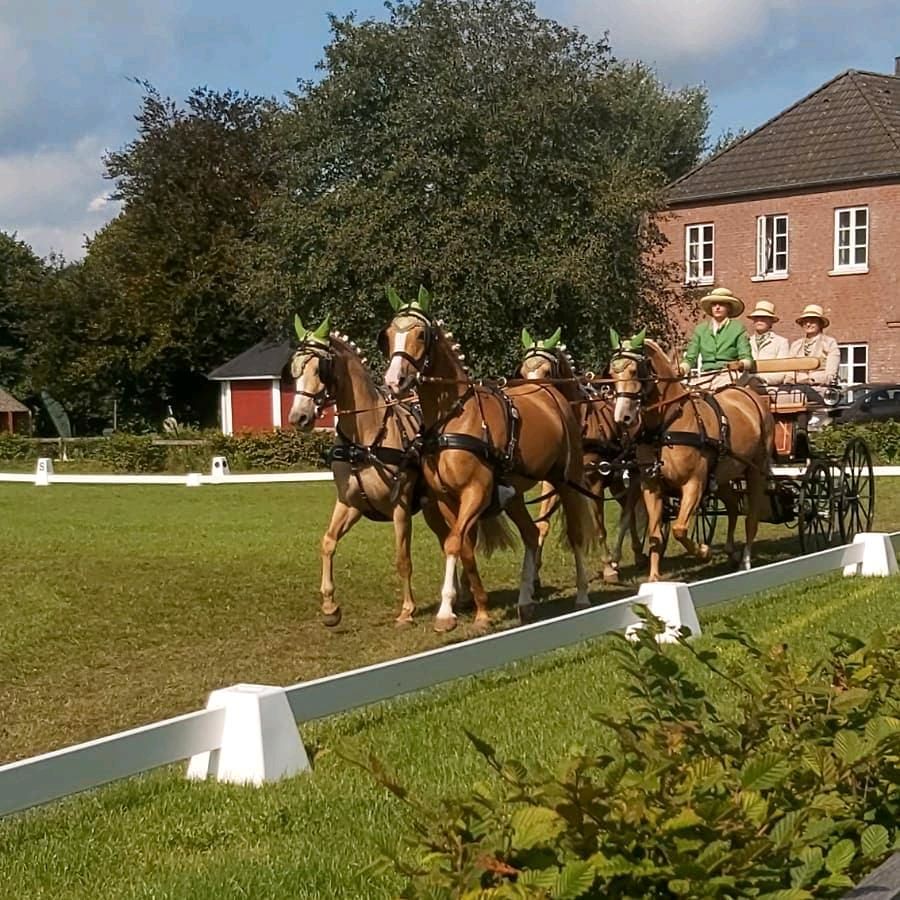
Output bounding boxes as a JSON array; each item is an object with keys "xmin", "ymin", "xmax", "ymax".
[{"xmin": 2, "ymin": 0, "xmax": 900, "ymax": 261}]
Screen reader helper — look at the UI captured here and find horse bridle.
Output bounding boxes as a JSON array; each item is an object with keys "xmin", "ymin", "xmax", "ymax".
[
  {"xmin": 292, "ymin": 341, "xmax": 334, "ymax": 416},
  {"xmin": 520, "ymin": 347, "xmax": 559, "ymax": 378},
  {"xmin": 380, "ymin": 307, "xmax": 435, "ymax": 378}
]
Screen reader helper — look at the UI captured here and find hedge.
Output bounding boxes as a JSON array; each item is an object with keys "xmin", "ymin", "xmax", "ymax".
[
  {"xmin": 0, "ymin": 429, "xmax": 332, "ymax": 473},
  {"xmin": 811, "ymin": 420, "xmax": 900, "ymax": 464}
]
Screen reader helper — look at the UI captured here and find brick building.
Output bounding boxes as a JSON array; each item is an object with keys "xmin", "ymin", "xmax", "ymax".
[{"xmin": 657, "ymin": 65, "xmax": 900, "ymax": 385}]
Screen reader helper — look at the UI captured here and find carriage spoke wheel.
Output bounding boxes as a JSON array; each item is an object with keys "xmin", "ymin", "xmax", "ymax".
[
  {"xmin": 838, "ymin": 437, "xmax": 875, "ymax": 543},
  {"xmin": 798, "ymin": 460, "xmax": 835, "ymax": 553},
  {"xmin": 690, "ymin": 493, "xmax": 718, "ymax": 547}
]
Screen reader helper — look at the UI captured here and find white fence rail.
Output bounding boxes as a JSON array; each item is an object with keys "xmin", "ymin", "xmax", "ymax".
[
  {"xmin": 0, "ymin": 532, "xmax": 897, "ymax": 819},
  {"xmin": 2, "ymin": 458, "xmax": 900, "ymax": 487}
]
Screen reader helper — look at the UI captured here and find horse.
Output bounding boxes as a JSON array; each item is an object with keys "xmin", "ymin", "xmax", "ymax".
[
  {"xmin": 518, "ymin": 328, "xmax": 646, "ymax": 583},
  {"xmin": 607, "ymin": 330, "xmax": 774, "ymax": 581},
  {"xmin": 287, "ymin": 315, "xmax": 469, "ymax": 628},
  {"xmin": 381, "ymin": 286, "xmax": 596, "ymax": 631}
]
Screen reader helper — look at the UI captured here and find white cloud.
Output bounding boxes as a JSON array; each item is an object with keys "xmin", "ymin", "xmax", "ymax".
[
  {"xmin": 0, "ymin": 24, "xmax": 32, "ymax": 125},
  {"xmin": 559, "ymin": 0, "xmax": 802, "ymax": 63},
  {"xmin": 0, "ymin": 137, "xmax": 121, "ymax": 260}
]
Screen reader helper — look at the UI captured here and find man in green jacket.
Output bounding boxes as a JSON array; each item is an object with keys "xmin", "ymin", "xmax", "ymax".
[{"xmin": 680, "ymin": 287, "xmax": 753, "ymax": 389}]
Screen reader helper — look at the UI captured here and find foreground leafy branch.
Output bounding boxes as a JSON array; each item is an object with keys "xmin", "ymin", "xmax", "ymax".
[{"xmin": 348, "ymin": 609, "xmax": 900, "ymax": 898}]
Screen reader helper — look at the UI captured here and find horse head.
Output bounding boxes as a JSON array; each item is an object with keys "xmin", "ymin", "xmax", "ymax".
[
  {"xmin": 608, "ymin": 327, "xmax": 651, "ymax": 428},
  {"xmin": 381, "ymin": 285, "xmax": 440, "ymax": 396},
  {"xmin": 288, "ymin": 314, "xmax": 333, "ymax": 429},
  {"xmin": 517, "ymin": 327, "xmax": 567, "ymax": 381}
]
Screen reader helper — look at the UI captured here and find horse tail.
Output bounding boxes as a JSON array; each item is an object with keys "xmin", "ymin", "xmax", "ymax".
[
  {"xmin": 475, "ymin": 515, "xmax": 518, "ymax": 558},
  {"xmin": 557, "ymin": 485, "xmax": 598, "ymax": 552}
]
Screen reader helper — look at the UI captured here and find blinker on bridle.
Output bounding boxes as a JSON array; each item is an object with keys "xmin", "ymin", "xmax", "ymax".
[
  {"xmin": 292, "ymin": 341, "xmax": 333, "ymax": 414},
  {"xmin": 387, "ymin": 306, "xmax": 434, "ymax": 376},
  {"xmin": 610, "ymin": 350, "xmax": 651, "ymax": 402}
]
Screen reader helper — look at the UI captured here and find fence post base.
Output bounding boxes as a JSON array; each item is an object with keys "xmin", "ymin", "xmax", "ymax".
[
  {"xmin": 186, "ymin": 684, "xmax": 309, "ymax": 786},
  {"xmin": 210, "ymin": 456, "xmax": 230, "ymax": 482},
  {"xmin": 628, "ymin": 581, "xmax": 701, "ymax": 643},
  {"xmin": 34, "ymin": 457, "xmax": 54, "ymax": 486},
  {"xmin": 185, "ymin": 472, "xmax": 202, "ymax": 487},
  {"xmin": 842, "ymin": 532, "xmax": 899, "ymax": 578}
]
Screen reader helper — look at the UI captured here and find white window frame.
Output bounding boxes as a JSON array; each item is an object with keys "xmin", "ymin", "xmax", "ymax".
[
  {"xmin": 838, "ymin": 343, "xmax": 868, "ymax": 385},
  {"xmin": 753, "ymin": 214, "xmax": 788, "ymax": 280},
  {"xmin": 831, "ymin": 206, "xmax": 868, "ymax": 274},
  {"xmin": 685, "ymin": 223, "xmax": 714, "ymax": 285}
]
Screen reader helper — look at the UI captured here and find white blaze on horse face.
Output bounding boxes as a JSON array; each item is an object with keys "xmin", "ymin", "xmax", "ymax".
[
  {"xmin": 384, "ymin": 329, "xmax": 412, "ymax": 392},
  {"xmin": 614, "ymin": 393, "xmax": 636, "ymax": 426}
]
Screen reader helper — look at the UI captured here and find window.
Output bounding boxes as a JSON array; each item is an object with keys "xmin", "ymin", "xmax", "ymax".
[
  {"xmin": 685, "ymin": 223, "xmax": 714, "ymax": 285},
  {"xmin": 756, "ymin": 214, "xmax": 788, "ymax": 277},
  {"xmin": 833, "ymin": 206, "xmax": 868, "ymax": 272},
  {"xmin": 839, "ymin": 343, "xmax": 868, "ymax": 385}
]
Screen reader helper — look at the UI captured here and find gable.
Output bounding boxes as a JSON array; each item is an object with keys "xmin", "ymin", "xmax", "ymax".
[{"xmin": 669, "ymin": 70, "xmax": 900, "ymax": 204}]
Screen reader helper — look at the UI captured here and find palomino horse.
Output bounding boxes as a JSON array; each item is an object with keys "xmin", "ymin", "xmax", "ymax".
[
  {"xmin": 382, "ymin": 287, "xmax": 596, "ymax": 631},
  {"xmin": 518, "ymin": 329, "xmax": 646, "ymax": 582},
  {"xmin": 608, "ymin": 331, "xmax": 774, "ymax": 581},
  {"xmin": 288, "ymin": 315, "xmax": 463, "ymax": 627}
]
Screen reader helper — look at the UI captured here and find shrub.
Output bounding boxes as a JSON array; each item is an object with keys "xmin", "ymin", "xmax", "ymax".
[
  {"xmin": 353, "ymin": 610, "xmax": 900, "ymax": 898},
  {"xmin": 813, "ymin": 420, "xmax": 900, "ymax": 464},
  {"xmin": 0, "ymin": 429, "xmax": 332, "ymax": 472}
]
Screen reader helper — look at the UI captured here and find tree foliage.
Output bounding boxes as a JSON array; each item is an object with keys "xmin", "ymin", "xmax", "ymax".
[
  {"xmin": 0, "ymin": 232, "xmax": 46, "ymax": 394},
  {"xmin": 244, "ymin": 0, "xmax": 709, "ymax": 375}
]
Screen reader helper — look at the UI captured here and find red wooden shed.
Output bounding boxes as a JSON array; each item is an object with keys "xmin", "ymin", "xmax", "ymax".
[
  {"xmin": 207, "ymin": 341, "xmax": 334, "ymax": 434},
  {"xmin": 0, "ymin": 389, "xmax": 31, "ymax": 434}
]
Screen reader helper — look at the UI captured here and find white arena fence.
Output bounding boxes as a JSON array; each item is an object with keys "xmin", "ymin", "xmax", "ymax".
[
  {"xmin": 2, "ymin": 456, "xmax": 900, "ymax": 486},
  {"xmin": 0, "ymin": 529, "xmax": 898, "ymax": 819}
]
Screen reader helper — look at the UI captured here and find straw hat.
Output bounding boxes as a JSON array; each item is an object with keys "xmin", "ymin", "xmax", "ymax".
[
  {"xmin": 747, "ymin": 299, "xmax": 779, "ymax": 322},
  {"xmin": 700, "ymin": 286, "xmax": 744, "ymax": 317},
  {"xmin": 795, "ymin": 303, "xmax": 830, "ymax": 328}
]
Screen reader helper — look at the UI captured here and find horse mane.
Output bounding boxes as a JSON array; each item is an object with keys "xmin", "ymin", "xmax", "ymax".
[
  {"xmin": 643, "ymin": 338, "xmax": 678, "ymax": 379},
  {"xmin": 430, "ymin": 317, "xmax": 470, "ymax": 379}
]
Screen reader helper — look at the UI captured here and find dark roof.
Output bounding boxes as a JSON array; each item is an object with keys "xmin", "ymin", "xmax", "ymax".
[
  {"xmin": 207, "ymin": 340, "xmax": 293, "ymax": 380},
  {"xmin": 669, "ymin": 70, "xmax": 900, "ymax": 204},
  {"xmin": 0, "ymin": 388, "xmax": 29, "ymax": 414}
]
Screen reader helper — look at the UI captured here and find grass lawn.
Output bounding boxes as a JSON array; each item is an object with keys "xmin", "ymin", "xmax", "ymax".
[{"xmin": 1, "ymin": 479, "xmax": 899, "ymax": 764}]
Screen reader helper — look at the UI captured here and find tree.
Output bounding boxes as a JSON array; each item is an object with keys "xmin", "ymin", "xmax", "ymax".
[
  {"xmin": 64, "ymin": 84, "xmax": 284, "ymax": 428},
  {"xmin": 703, "ymin": 126, "xmax": 750, "ymax": 162},
  {"xmin": 243, "ymin": 0, "xmax": 709, "ymax": 374},
  {"xmin": 0, "ymin": 232, "xmax": 46, "ymax": 394}
]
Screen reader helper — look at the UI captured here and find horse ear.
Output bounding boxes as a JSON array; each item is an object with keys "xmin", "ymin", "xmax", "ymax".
[
  {"xmin": 631, "ymin": 328, "xmax": 646, "ymax": 349},
  {"xmin": 294, "ymin": 314, "xmax": 307, "ymax": 341},
  {"xmin": 609, "ymin": 327, "xmax": 621, "ymax": 350},
  {"xmin": 386, "ymin": 286, "xmax": 402, "ymax": 311},
  {"xmin": 417, "ymin": 284, "xmax": 431, "ymax": 313},
  {"xmin": 313, "ymin": 314, "xmax": 331, "ymax": 340},
  {"xmin": 544, "ymin": 327, "xmax": 562, "ymax": 350},
  {"xmin": 521, "ymin": 328, "xmax": 534, "ymax": 349}
]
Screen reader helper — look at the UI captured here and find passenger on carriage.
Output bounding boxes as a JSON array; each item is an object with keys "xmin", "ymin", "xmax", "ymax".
[
  {"xmin": 788, "ymin": 304, "xmax": 840, "ymax": 391},
  {"xmin": 679, "ymin": 287, "xmax": 752, "ymax": 390},
  {"xmin": 747, "ymin": 299, "xmax": 790, "ymax": 385}
]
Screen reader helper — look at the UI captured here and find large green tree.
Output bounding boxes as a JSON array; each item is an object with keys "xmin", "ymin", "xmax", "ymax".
[
  {"xmin": 244, "ymin": 0, "xmax": 708, "ymax": 373},
  {"xmin": 0, "ymin": 232, "xmax": 46, "ymax": 394},
  {"xmin": 57, "ymin": 85, "xmax": 283, "ymax": 428}
]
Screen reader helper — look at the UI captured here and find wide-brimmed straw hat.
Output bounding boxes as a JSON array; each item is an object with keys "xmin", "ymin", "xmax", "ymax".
[
  {"xmin": 700, "ymin": 287, "xmax": 744, "ymax": 318},
  {"xmin": 795, "ymin": 303, "xmax": 830, "ymax": 328},
  {"xmin": 747, "ymin": 299, "xmax": 779, "ymax": 322}
]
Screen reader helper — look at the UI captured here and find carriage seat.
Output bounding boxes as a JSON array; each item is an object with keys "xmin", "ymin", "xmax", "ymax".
[{"xmin": 768, "ymin": 388, "xmax": 808, "ymax": 415}]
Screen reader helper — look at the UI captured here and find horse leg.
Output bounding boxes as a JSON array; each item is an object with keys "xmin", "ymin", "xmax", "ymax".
[
  {"xmin": 503, "ymin": 493, "xmax": 542, "ymax": 623},
  {"xmin": 741, "ymin": 468, "xmax": 767, "ymax": 571},
  {"xmin": 534, "ymin": 486, "xmax": 559, "ymax": 591},
  {"xmin": 424, "ymin": 500, "xmax": 472, "ymax": 610},
  {"xmin": 629, "ymin": 484, "xmax": 649, "ymax": 567},
  {"xmin": 320, "ymin": 500, "xmax": 363, "ymax": 627},
  {"xmin": 437, "ymin": 490, "xmax": 489, "ymax": 632},
  {"xmin": 717, "ymin": 482, "xmax": 742, "ymax": 567},
  {"xmin": 556, "ymin": 485, "xmax": 594, "ymax": 609},
  {"xmin": 392, "ymin": 503, "xmax": 416, "ymax": 626},
  {"xmin": 671, "ymin": 477, "xmax": 710, "ymax": 561},
  {"xmin": 592, "ymin": 477, "xmax": 617, "ymax": 583},
  {"xmin": 642, "ymin": 484, "xmax": 665, "ymax": 582}
]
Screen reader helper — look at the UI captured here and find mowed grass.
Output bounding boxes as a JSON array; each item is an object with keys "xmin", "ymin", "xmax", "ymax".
[
  {"xmin": 2, "ymin": 572, "xmax": 900, "ymax": 898},
  {"xmin": 2, "ymin": 479, "xmax": 900, "ymax": 763}
]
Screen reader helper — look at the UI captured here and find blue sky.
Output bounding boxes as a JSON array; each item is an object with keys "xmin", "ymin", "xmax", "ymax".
[{"xmin": 2, "ymin": 0, "xmax": 900, "ymax": 260}]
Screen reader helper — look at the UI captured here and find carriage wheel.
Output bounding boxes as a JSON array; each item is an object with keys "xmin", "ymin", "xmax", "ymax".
[
  {"xmin": 798, "ymin": 460, "xmax": 835, "ymax": 553},
  {"xmin": 690, "ymin": 493, "xmax": 718, "ymax": 547},
  {"xmin": 838, "ymin": 438, "xmax": 875, "ymax": 543}
]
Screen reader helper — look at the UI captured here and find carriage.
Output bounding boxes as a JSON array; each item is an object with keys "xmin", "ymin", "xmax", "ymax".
[{"xmin": 658, "ymin": 377, "xmax": 875, "ymax": 555}]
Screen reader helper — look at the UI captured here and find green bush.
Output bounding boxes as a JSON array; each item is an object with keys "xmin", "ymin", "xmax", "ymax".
[
  {"xmin": 0, "ymin": 429, "xmax": 332, "ymax": 473},
  {"xmin": 354, "ymin": 611, "xmax": 900, "ymax": 898},
  {"xmin": 813, "ymin": 420, "xmax": 900, "ymax": 464}
]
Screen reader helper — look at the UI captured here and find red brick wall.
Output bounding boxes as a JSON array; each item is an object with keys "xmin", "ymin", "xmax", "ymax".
[{"xmin": 655, "ymin": 182, "xmax": 900, "ymax": 382}]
